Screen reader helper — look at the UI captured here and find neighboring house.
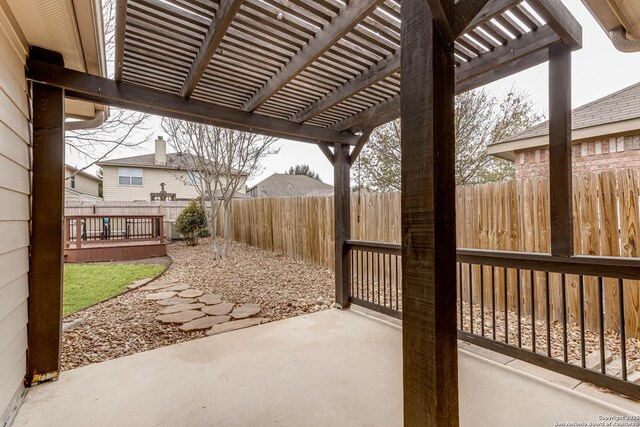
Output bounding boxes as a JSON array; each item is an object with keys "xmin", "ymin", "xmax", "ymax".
[
  {"xmin": 97, "ymin": 137, "xmax": 248, "ymax": 201},
  {"xmin": 0, "ymin": 0, "xmax": 106, "ymax": 423},
  {"xmin": 64, "ymin": 165, "xmax": 101, "ymax": 202},
  {"xmin": 248, "ymin": 173, "xmax": 333, "ymax": 198},
  {"xmin": 488, "ymin": 82, "xmax": 640, "ymax": 179}
]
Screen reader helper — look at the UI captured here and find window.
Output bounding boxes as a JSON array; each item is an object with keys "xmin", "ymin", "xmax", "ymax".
[
  {"xmin": 187, "ymin": 171, "xmax": 201, "ymax": 186},
  {"xmin": 118, "ymin": 167, "xmax": 143, "ymax": 186},
  {"xmin": 70, "ymin": 175, "xmax": 76, "ymax": 189}
]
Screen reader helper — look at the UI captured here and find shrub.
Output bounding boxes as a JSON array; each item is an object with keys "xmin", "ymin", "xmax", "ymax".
[{"xmin": 176, "ymin": 200, "xmax": 207, "ymax": 246}]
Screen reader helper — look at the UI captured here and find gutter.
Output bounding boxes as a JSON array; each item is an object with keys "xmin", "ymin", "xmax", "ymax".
[
  {"xmin": 609, "ymin": 26, "xmax": 640, "ymax": 53},
  {"xmin": 65, "ymin": 109, "xmax": 108, "ymax": 131}
]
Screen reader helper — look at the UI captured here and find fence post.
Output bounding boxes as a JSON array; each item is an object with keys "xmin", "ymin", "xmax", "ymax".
[{"xmin": 334, "ymin": 143, "xmax": 351, "ymax": 308}]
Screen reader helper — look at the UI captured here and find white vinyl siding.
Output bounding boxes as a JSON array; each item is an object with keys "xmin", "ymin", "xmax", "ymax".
[
  {"xmin": 64, "ymin": 167, "xmax": 100, "ymax": 198},
  {"xmin": 0, "ymin": 5, "xmax": 29, "ymax": 422},
  {"xmin": 118, "ymin": 167, "xmax": 143, "ymax": 186}
]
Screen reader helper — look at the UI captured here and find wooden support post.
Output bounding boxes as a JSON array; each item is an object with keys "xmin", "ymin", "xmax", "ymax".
[
  {"xmin": 334, "ymin": 143, "xmax": 351, "ymax": 308},
  {"xmin": 549, "ymin": 43, "xmax": 573, "ymax": 257},
  {"xmin": 27, "ymin": 81, "xmax": 65, "ymax": 385},
  {"xmin": 401, "ymin": 0, "xmax": 459, "ymax": 424}
]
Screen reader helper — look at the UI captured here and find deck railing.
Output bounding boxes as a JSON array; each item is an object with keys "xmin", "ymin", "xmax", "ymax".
[
  {"xmin": 346, "ymin": 240, "xmax": 640, "ymax": 400},
  {"xmin": 64, "ymin": 215, "xmax": 164, "ymax": 248}
]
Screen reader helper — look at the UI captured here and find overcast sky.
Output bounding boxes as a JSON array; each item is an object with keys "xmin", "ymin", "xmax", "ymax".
[{"xmin": 68, "ymin": 0, "xmax": 640, "ymax": 186}]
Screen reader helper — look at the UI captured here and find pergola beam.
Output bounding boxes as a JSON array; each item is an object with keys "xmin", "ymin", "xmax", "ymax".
[
  {"xmin": 426, "ymin": 0, "xmax": 455, "ymax": 42},
  {"xmin": 331, "ymin": 25, "xmax": 560, "ymax": 132},
  {"xmin": 349, "ymin": 127, "xmax": 374, "ymax": 165},
  {"xmin": 454, "ymin": 0, "xmax": 491, "ymax": 37},
  {"xmin": 114, "ymin": 0, "xmax": 127, "ymax": 82},
  {"xmin": 180, "ymin": 0, "xmax": 244, "ymax": 98},
  {"xmin": 528, "ymin": 0, "xmax": 582, "ymax": 49},
  {"xmin": 318, "ymin": 143, "xmax": 335, "ymax": 164},
  {"xmin": 26, "ymin": 60, "xmax": 358, "ymax": 146},
  {"xmin": 241, "ymin": 0, "xmax": 385, "ymax": 112}
]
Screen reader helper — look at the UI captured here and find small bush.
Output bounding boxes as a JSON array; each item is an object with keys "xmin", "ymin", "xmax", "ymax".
[{"xmin": 176, "ymin": 200, "xmax": 207, "ymax": 246}]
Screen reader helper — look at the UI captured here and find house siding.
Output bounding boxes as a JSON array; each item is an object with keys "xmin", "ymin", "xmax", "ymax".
[
  {"xmin": 515, "ymin": 135, "xmax": 640, "ymax": 179},
  {"xmin": 65, "ymin": 167, "xmax": 100, "ymax": 197},
  {"xmin": 101, "ymin": 165, "xmax": 245, "ymax": 201},
  {"xmin": 0, "ymin": 4, "xmax": 30, "ymax": 423}
]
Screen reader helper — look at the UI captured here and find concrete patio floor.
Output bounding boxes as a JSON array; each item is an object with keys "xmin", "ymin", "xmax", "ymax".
[{"xmin": 12, "ymin": 309, "xmax": 639, "ymax": 426}]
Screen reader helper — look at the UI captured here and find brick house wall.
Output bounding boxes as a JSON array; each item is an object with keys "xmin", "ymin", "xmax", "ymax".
[{"xmin": 515, "ymin": 134, "xmax": 640, "ymax": 179}]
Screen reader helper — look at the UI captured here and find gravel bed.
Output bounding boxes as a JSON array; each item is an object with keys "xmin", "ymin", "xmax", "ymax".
[{"xmin": 62, "ymin": 238, "xmax": 334, "ymax": 371}]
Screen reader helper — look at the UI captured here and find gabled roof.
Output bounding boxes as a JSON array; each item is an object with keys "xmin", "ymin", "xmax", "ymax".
[
  {"xmin": 248, "ymin": 174, "xmax": 333, "ymax": 198},
  {"xmin": 497, "ymin": 81, "xmax": 640, "ymax": 144},
  {"xmin": 65, "ymin": 164, "xmax": 101, "ymax": 182},
  {"xmin": 97, "ymin": 152, "xmax": 248, "ymax": 176}
]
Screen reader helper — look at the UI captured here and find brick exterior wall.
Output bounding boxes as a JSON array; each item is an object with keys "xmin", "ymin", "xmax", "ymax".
[{"xmin": 515, "ymin": 134, "xmax": 640, "ymax": 179}]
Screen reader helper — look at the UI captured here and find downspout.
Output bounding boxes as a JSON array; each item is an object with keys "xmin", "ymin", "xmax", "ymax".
[
  {"xmin": 65, "ymin": 109, "xmax": 107, "ymax": 131},
  {"xmin": 609, "ymin": 26, "xmax": 640, "ymax": 53}
]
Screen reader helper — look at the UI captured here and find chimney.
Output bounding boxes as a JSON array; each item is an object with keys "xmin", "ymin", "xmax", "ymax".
[{"xmin": 155, "ymin": 136, "xmax": 166, "ymax": 165}]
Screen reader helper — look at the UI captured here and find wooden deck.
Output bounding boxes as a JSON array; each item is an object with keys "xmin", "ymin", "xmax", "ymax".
[{"xmin": 64, "ymin": 241, "xmax": 166, "ymax": 263}]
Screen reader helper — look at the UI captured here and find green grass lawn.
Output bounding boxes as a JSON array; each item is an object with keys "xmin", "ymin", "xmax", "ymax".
[{"xmin": 63, "ymin": 263, "xmax": 166, "ymax": 317}]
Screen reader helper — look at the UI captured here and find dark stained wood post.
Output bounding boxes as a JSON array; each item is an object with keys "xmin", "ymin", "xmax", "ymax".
[
  {"xmin": 27, "ymin": 80, "xmax": 65, "ymax": 385},
  {"xmin": 334, "ymin": 142, "xmax": 351, "ymax": 308},
  {"xmin": 548, "ymin": 42, "xmax": 573, "ymax": 257},
  {"xmin": 401, "ymin": 0, "xmax": 459, "ymax": 425}
]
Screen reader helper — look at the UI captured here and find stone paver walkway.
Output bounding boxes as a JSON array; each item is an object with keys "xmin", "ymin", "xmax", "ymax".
[{"xmin": 142, "ymin": 280, "xmax": 267, "ymax": 335}]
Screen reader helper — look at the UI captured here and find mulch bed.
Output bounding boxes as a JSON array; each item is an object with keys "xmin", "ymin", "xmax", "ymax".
[{"xmin": 61, "ymin": 238, "xmax": 334, "ymax": 371}]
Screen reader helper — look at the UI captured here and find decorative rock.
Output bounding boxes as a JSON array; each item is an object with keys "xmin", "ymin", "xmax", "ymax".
[
  {"xmin": 145, "ymin": 291, "xmax": 177, "ymax": 301},
  {"xmin": 156, "ymin": 297, "xmax": 196, "ymax": 306},
  {"xmin": 140, "ymin": 280, "xmax": 178, "ymax": 291},
  {"xmin": 156, "ymin": 310, "xmax": 205, "ymax": 324},
  {"xmin": 162, "ymin": 283, "xmax": 191, "ymax": 292},
  {"xmin": 159, "ymin": 303, "xmax": 205, "ymax": 315},
  {"xmin": 206, "ymin": 318, "xmax": 267, "ymax": 336},
  {"xmin": 127, "ymin": 278, "xmax": 152, "ymax": 290},
  {"xmin": 201, "ymin": 302, "xmax": 234, "ymax": 316},
  {"xmin": 198, "ymin": 294, "xmax": 223, "ymax": 305},
  {"xmin": 178, "ymin": 289, "xmax": 204, "ymax": 298},
  {"xmin": 178, "ymin": 315, "xmax": 230, "ymax": 332},
  {"xmin": 230, "ymin": 304, "xmax": 261, "ymax": 319}
]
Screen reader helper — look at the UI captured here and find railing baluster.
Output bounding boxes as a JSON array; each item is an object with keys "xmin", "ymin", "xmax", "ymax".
[
  {"xmin": 480, "ymin": 265, "xmax": 485, "ymax": 337},
  {"xmin": 504, "ymin": 267, "xmax": 508, "ymax": 344},
  {"xmin": 377, "ymin": 252, "xmax": 381, "ymax": 306},
  {"xmin": 579, "ymin": 275, "xmax": 586, "ymax": 368},
  {"xmin": 395, "ymin": 255, "xmax": 399, "ymax": 311},
  {"xmin": 517, "ymin": 269, "xmax": 522, "ymax": 348},
  {"xmin": 383, "ymin": 253, "xmax": 387, "ymax": 308},
  {"xmin": 458, "ymin": 262, "xmax": 463, "ymax": 330},
  {"xmin": 545, "ymin": 271, "xmax": 551, "ymax": 358},
  {"xmin": 492, "ymin": 266, "xmax": 496, "ymax": 340},
  {"xmin": 531, "ymin": 269, "xmax": 536, "ymax": 353},
  {"xmin": 469, "ymin": 263, "xmax": 473, "ymax": 334},
  {"xmin": 562, "ymin": 273, "xmax": 568, "ymax": 363},
  {"xmin": 618, "ymin": 278, "xmax": 627, "ymax": 381},
  {"xmin": 598, "ymin": 276, "xmax": 606, "ymax": 375}
]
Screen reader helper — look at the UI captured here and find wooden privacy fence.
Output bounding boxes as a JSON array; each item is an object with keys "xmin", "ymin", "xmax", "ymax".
[{"xmin": 218, "ymin": 169, "xmax": 640, "ymax": 338}]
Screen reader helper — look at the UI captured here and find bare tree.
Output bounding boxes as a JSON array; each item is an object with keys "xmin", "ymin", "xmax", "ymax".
[
  {"xmin": 162, "ymin": 119, "xmax": 279, "ymax": 259},
  {"xmin": 65, "ymin": 0, "xmax": 150, "ymax": 180},
  {"xmin": 353, "ymin": 88, "xmax": 543, "ymax": 190}
]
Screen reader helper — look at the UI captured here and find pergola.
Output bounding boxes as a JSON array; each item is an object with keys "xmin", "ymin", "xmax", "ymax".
[{"xmin": 26, "ymin": 0, "xmax": 582, "ymax": 424}]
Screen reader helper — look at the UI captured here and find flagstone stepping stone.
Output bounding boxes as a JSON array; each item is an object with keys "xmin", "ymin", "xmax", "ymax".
[
  {"xmin": 178, "ymin": 289, "xmax": 204, "ymax": 298},
  {"xmin": 156, "ymin": 310, "xmax": 205, "ymax": 324},
  {"xmin": 127, "ymin": 278, "xmax": 152, "ymax": 290},
  {"xmin": 162, "ymin": 283, "xmax": 190, "ymax": 292},
  {"xmin": 140, "ymin": 280, "xmax": 178, "ymax": 291},
  {"xmin": 206, "ymin": 318, "xmax": 268, "ymax": 336},
  {"xmin": 201, "ymin": 302, "xmax": 234, "ymax": 316},
  {"xmin": 159, "ymin": 303, "xmax": 205, "ymax": 315},
  {"xmin": 230, "ymin": 304, "xmax": 261, "ymax": 319},
  {"xmin": 198, "ymin": 294, "xmax": 223, "ymax": 305},
  {"xmin": 145, "ymin": 291, "xmax": 177, "ymax": 301},
  {"xmin": 156, "ymin": 297, "xmax": 196, "ymax": 306},
  {"xmin": 178, "ymin": 315, "xmax": 230, "ymax": 332}
]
